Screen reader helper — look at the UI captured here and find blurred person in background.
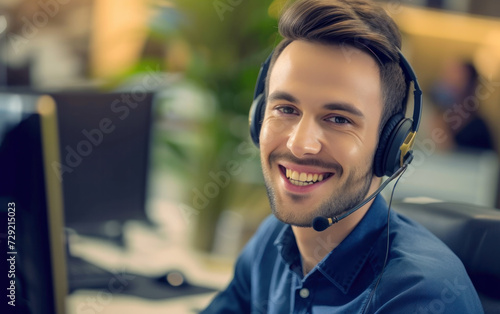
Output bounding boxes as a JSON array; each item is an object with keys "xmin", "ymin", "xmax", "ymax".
[
  {"xmin": 429, "ymin": 59, "xmax": 495, "ymax": 152},
  {"xmin": 202, "ymin": 0, "xmax": 483, "ymax": 313}
]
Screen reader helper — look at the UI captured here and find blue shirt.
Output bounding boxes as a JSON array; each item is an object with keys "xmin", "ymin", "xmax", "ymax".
[{"xmin": 202, "ymin": 195, "xmax": 484, "ymax": 313}]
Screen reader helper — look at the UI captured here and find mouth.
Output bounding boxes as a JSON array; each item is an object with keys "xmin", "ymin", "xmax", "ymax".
[{"xmin": 279, "ymin": 165, "xmax": 334, "ymax": 187}]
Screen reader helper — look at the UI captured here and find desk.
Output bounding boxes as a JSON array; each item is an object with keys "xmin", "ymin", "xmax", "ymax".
[
  {"xmin": 67, "ymin": 291, "xmax": 217, "ymax": 314},
  {"xmin": 65, "ymin": 199, "xmax": 234, "ymax": 314}
]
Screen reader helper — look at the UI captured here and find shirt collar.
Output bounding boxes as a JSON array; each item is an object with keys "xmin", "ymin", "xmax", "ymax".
[
  {"xmin": 274, "ymin": 222, "xmax": 302, "ymax": 276},
  {"xmin": 274, "ymin": 195, "xmax": 389, "ymax": 293}
]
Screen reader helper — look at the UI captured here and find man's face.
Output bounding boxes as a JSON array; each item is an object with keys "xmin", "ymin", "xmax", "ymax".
[{"xmin": 260, "ymin": 40, "xmax": 383, "ymax": 227}]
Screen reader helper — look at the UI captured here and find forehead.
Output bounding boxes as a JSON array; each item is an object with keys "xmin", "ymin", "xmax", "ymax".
[{"xmin": 268, "ymin": 40, "xmax": 382, "ymax": 111}]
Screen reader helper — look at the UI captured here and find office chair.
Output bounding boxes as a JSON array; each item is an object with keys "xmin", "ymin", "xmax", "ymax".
[{"xmin": 393, "ymin": 198, "xmax": 500, "ymax": 314}]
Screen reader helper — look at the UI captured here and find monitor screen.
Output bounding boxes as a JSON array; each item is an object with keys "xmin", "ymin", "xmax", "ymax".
[
  {"xmin": 51, "ymin": 92, "xmax": 154, "ymax": 239},
  {"xmin": 0, "ymin": 93, "xmax": 67, "ymax": 314}
]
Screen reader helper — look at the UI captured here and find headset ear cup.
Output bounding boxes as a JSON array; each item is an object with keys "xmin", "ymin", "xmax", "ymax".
[
  {"xmin": 384, "ymin": 118, "xmax": 413, "ymax": 176},
  {"xmin": 374, "ymin": 114, "xmax": 405, "ymax": 177},
  {"xmin": 249, "ymin": 93, "xmax": 266, "ymax": 148},
  {"xmin": 249, "ymin": 52, "xmax": 273, "ymax": 149}
]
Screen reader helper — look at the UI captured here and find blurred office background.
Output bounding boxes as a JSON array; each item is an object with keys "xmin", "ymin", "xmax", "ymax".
[{"xmin": 1, "ymin": 0, "xmax": 500, "ymax": 312}]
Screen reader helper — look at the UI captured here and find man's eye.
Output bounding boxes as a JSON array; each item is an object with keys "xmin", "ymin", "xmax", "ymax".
[
  {"xmin": 328, "ymin": 116, "xmax": 350, "ymax": 124},
  {"xmin": 277, "ymin": 106, "xmax": 297, "ymax": 115}
]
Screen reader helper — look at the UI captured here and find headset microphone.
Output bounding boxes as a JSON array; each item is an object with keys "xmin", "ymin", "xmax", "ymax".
[{"xmin": 312, "ymin": 154, "xmax": 413, "ymax": 232}]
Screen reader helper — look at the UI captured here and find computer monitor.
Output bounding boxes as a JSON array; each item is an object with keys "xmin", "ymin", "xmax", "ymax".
[
  {"xmin": 50, "ymin": 91, "xmax": 154, "ymax": 241},
  {"xmin": 0, "ymin": 93, "xmax": 67, "ymax": 314}
]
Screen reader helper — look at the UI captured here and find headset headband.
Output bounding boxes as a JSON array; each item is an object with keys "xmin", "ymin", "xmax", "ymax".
[{"xmin": 396, "ymin": 49, "xmax": 422, "ymax": 133}]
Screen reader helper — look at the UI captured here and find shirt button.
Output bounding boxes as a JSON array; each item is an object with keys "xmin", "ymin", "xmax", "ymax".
[{"xmin": 299, "ymin": 288, "xmax": 310, "ymax": 298}]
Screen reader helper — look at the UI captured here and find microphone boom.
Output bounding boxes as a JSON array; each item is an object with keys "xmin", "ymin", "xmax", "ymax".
[{"xmin": 312, "ymin": 162, "xmax": 409, "ymax": 232}]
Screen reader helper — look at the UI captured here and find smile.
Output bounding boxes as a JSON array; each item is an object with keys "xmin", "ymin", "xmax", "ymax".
[{"xmin": 279, "ymin": 165, "xmax": 334, "ymax": 186}]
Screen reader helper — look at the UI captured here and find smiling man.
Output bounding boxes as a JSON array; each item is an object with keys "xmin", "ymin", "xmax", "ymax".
[{"xmin": 202, "ymin": 0, "xmax": 483, "ymax": 313}]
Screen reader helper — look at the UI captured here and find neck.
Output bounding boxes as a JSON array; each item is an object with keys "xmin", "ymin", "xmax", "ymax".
[{"xmin": 292, "ymin": 178, "xmax": 381, "ymax": 276}]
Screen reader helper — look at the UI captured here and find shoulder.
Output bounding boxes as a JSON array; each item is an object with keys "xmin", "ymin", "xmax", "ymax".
[
  {"xmin": 371, "ymin": 212, "xmax": 483, "ymax": 313},
  {"xmin": 201, "ymin": 217, "xmax": 285, "ymax": 313},
  {"xmin": 387, "ymin": 211, "xmax": 471, "ymax": 284},
  {"xmin": 250, "ymin": 214, "xmax": 285, "ymax": 246},
  {"xmin": 389, "ymin": 211, "xmax": 461, "ymax": 263}
]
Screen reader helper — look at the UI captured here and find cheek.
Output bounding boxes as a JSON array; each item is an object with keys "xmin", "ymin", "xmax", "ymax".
[
  {"xmin": 263, "ymin": 116, "xmax": 289, "ymax": 136},
  {"xmin": 328, "ymin": 133, "xmax": 378, "ymax": 166},
  {"xmin": 259, "ymin": 116, "xmax": 289, "ymax": 149},
  {"xmin": 333, "ymin": 140, "xmax": 362, "ymax": 166}
]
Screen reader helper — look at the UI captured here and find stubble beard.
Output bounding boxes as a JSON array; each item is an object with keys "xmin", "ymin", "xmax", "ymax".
[{"xmin": 262, "ymin": 153, "xmax": 374, "ymax": 228}]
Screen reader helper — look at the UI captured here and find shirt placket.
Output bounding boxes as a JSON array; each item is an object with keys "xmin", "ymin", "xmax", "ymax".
[{"xmin": 291, "ymin": 274, "xmax": 313, "ymax": 314}]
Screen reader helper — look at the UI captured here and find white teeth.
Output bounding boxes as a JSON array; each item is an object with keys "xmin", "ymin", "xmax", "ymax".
[
  {"xmin": 284, "ymin": 168, "xmax": 330, "ymax": 186},
  {"xmin": 299, "ymin": 172, "xmax": 307, "ymax": 181},
  {"xmin": 288, "ymin": 179, "xmax": 313, "ymax": 186}
]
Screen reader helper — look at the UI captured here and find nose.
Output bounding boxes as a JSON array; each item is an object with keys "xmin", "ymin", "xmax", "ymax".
[{"xmin": 286, "ymin": 117, "xmax": 322, "ymax": 158}]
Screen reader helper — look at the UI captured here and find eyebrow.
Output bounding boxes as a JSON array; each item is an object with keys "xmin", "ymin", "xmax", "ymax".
[
  {"xmin": 323, "ymin": 103, "xmax": 364, "ymax": 118},
  {"xmin": 267, "ymin": 91, "xmax": 299, "ymax": 104},
  {"xmin": 268, "ymin": 90, "xmax": 365, "ymax": 118}
]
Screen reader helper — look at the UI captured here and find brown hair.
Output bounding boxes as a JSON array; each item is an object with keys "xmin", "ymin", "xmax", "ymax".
[{"xmin": 266, "ymin": 0, "xmax": 408, "ymax": 133}]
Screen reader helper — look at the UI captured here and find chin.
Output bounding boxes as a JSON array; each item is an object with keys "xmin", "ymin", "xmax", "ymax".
[{"xmin": 272, "ymin": 208, "xmax": 314, "ymax": 228}]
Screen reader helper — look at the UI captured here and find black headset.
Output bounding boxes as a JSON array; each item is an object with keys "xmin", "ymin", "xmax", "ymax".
[{"xmin": 248, "ymin": 49, "xmax": 422, "ymax": 177}]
